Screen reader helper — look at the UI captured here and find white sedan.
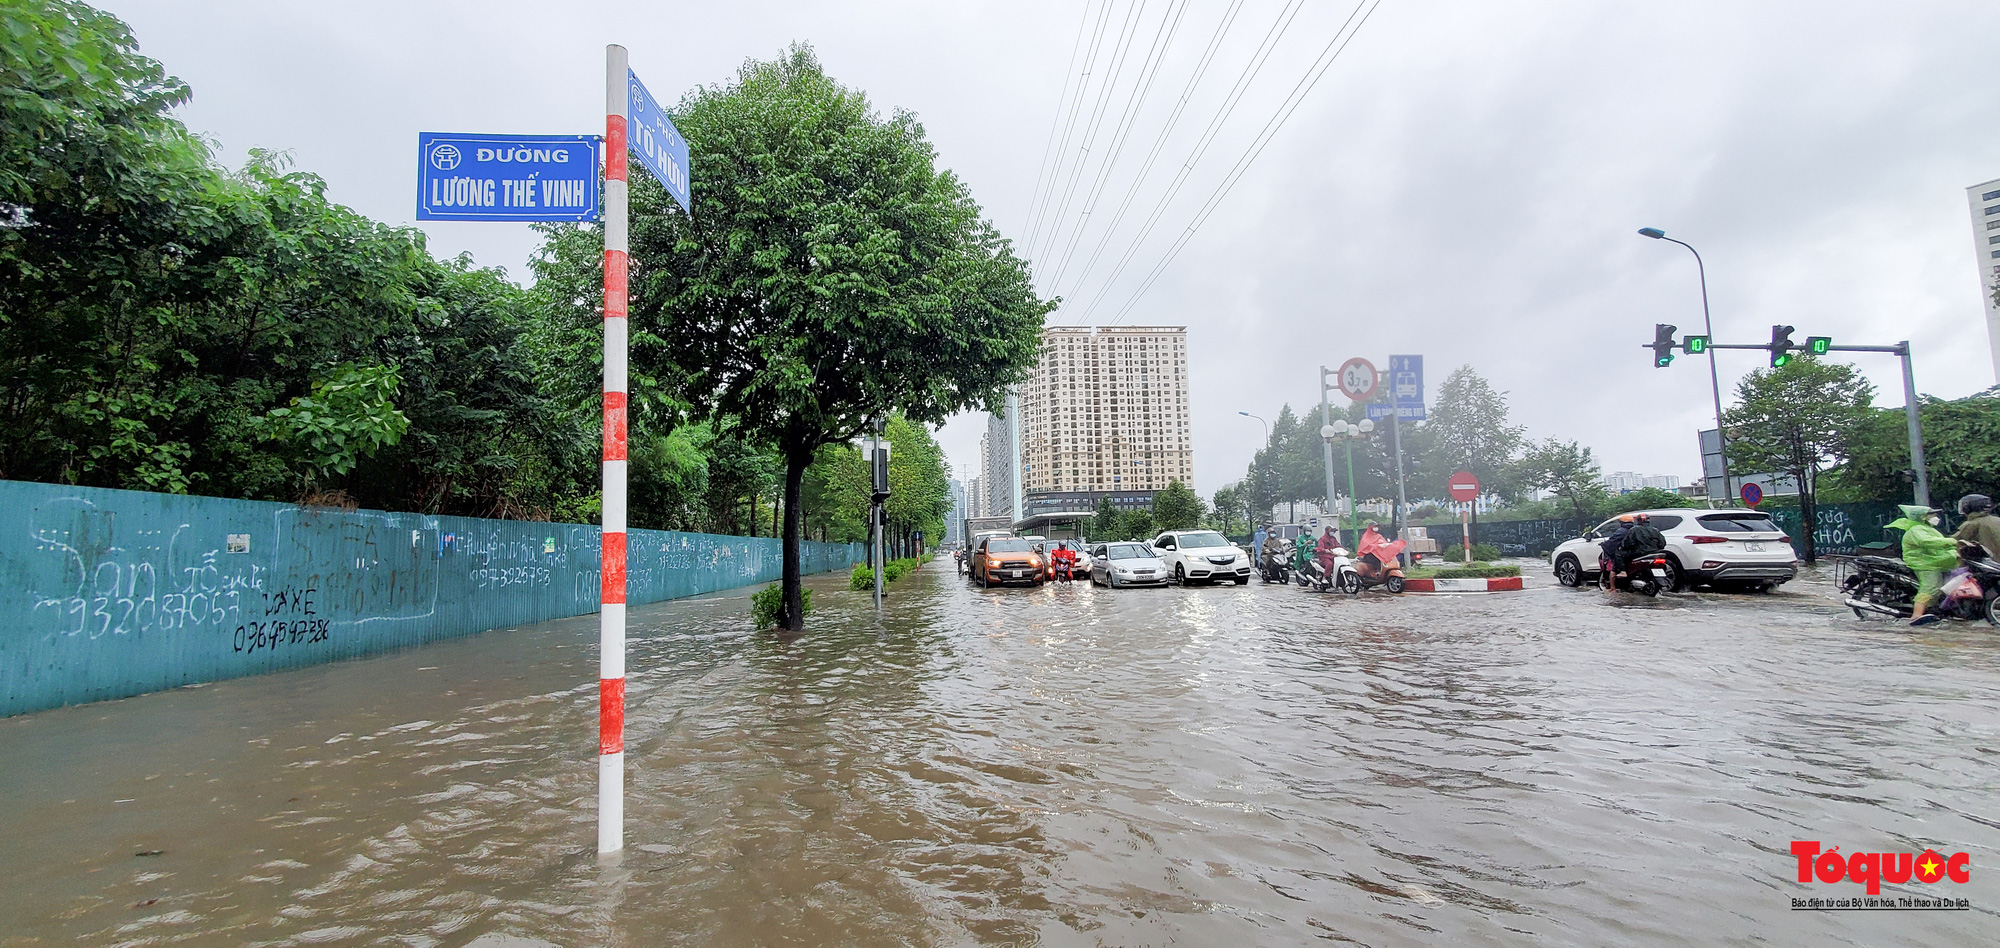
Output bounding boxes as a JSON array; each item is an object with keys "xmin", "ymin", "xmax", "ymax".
[
  {"xmin": 1089, "ymin": 542, "xmax": 1169, "ymax": 587},
  {"xmin": 1151, "ymin": 530, "xmax": 1252, "ymax": 585}
]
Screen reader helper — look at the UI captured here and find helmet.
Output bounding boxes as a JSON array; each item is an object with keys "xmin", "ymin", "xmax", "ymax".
[
  {"xmin": 1634, "ymin": 512, "xmax": 1651, "ymax": 522},
  {"xmin": 1960, "ymin": 494, "xmax": 1993, "ymax": 515},
  {"xmin": 1618, "ymin": 514, "xmax": 1636, "ymax": 523}
]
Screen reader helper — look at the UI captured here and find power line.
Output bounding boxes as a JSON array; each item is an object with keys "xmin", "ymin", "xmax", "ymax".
[
  {"xmin": 1023, "ymin": 0, "xmax": 1116, "ymax": 262},
  {"xmin": 1053, "ymin": 0, "xmax": 1246, "ymax": 317},
  {"xmin": 1068, "ymin": 0, "xmax": 1310, "ymax": 324},
  {"xmin": 1040, "ymin": 0, "xmax": 1190, "ymax": 295},
  {"xmin": 1019, "ymin": 1, "xmax": 1098, "ymax": 247},
  {"xmin": 1108, "ymin": 0, "xmax": 1384, "ymax": 325},
  {"xmin": 1031, "ymin": 0, "xmax": 1149, "ymax": 269}
]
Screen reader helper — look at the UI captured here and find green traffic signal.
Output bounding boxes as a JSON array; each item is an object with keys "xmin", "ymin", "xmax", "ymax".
[
  {"xmin": 1769, "ymin": 324, "xmax": 1797, "ymax": 368},
  {"xmin": 1806, "ymin": 335, "xmax": 1832, "ymax": 355},
  {"xmin": 1651, "ymin": 323, "xmax": 1677, "ymax": 368},
  {"xmin": 1682, "ymin": 334, "xmax": 1709, "ymax": 354}
]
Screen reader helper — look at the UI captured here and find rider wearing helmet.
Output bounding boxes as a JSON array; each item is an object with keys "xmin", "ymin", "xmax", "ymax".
[
  {"xmin": 1956, "ymin": 494, "xmax": 2000, "ymax": 560},
  {"xmin": 1599, "ymin": 514, "xmax": 1636, "ymax": 590}
]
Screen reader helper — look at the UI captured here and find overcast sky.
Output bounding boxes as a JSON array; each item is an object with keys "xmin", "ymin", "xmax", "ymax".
[{"xmin": 115, "ymin": 0, "xmax": 2000, "ymax": 499}]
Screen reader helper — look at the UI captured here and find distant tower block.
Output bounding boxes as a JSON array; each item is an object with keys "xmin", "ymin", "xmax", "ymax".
[{"xmin": 1965, "ymin": 178, "xmax": 2000, "ymax": 383}]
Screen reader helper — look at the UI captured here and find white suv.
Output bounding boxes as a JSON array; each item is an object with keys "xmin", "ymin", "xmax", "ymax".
[
  {"xmin": 1550, "ymin": 508, "xmax": 1799, "ymax": 592},
  {"xmin": 1151, "ymin": 530, "xmax": 1251, "ymax": 585}
]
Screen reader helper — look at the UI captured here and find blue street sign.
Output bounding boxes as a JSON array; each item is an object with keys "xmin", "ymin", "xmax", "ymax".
[
  {"xmin": 1389, "ymin": 354, "xmax": 1425, "ymax": 421},
  {"xmin": 627, "ymin": 70, "xmax": 691, "ymax": 213},
  {"xmin": 417, "ymin": 133, "xmax": 598, "ymax": 222},
  {"xmin": 1366, "ymin": 402, "xmax": 1426, "ymax": 421}
]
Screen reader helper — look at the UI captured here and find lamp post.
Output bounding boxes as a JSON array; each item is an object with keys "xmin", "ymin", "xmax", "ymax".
[
  {"xmin": 1638, "ymin": 227, "xmax": 1730, "ymax": 506},
  {"xmin": 1322, "ymin": 418, "xmax": 1374, "ymax": 543},
  {"xmin": 1237, "ymin": 411, "xmax": 1269, "ymax": 526}
]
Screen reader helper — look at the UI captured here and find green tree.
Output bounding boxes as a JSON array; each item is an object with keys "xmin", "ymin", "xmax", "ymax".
[
  {"xmin": 1413, "ymin": 366, "xmax": 1525, "ymax": 523},
  {"xmin": 1606, "ymin": 486, "xmax": 1699, "ymax": 515},
  {"xmin": 253, "ymin": 363, "xmax": 410, "ymax": 491},
  {"xmin": 885, "ymin": 413, "xmax": 951, "ymax": 555},
  {"xmin": 1089, "ymin": 494, "xmax": 1121, "ymax": 541},
  {"xmin": 1832, "ymin": 386, "xmax": 2000, "ymax": 506},
  {"xmin": 1152, "ymin": 479, "xmax": 1206, "ymax": 532},
  {"xmin": 1123, "ymin": 509, "xmax": 1156, "ymax": 542},
  {"xmin": 1723, "ymin": 358, "xmax": 1874, "ymax": 563},
  {"xmin": 607, "ymin": 46, "xmax": 1050, "ymax": 628},
  {"xmin": 1209, "ymin": 483, "xmax": 1247, "ymax": 535},
  {"xmin": 1519, "ymin": 438, "xmax": 1608, "ymax": 526}
]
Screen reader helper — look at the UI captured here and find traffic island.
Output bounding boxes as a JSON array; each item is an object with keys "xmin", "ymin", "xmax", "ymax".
[{"xmin": 1403, "ymin": 562, "xmax": 1524, "ymax": 593}]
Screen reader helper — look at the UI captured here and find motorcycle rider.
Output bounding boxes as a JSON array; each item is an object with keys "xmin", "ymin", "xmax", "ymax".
[
  {"xmin": 1890, "ymin": 504, "xmax": 1958, "ymax": 627},
  {"xmin": 1315, "ymin": 526, "xmax": 1341, "ymax": 582},
  {"xmin": 1599, "ymin": 514, "xmax": 1635, "ymax": 590},
  {"xmin": 1956, "ymin": 494, "xmax": 2000, "ymax": 560},
  {"xmin": 1355, "ymin": 521, "xmax": 1389, "ymax": 579},
  {"xmin": 1620, "ymin": 512, "xmax": 1668, "ymax": 585},
  {"xmin": 1261, "ymin": 527, "xmax": 1291, "ymax": 579}
]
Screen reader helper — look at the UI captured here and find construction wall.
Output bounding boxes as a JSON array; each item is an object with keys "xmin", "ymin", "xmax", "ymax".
[{"xmin": 1, "ymin": 480, "xmax": 862, "ymax": 717}]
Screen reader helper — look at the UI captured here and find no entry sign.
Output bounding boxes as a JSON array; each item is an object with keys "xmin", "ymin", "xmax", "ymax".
[{"xmin": 1448, "ymin": 470, "xmax": 1480, "ymax": 502}]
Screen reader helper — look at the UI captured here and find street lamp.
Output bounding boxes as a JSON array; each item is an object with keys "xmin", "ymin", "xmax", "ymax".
[
  {"xmin": 1323, "ymin": 418, "xmax": 1374, "ymax": 542},
  {"xmin": 1238, "ymin": 411, "xmax": 1269, "ymax": 527},
  {"xmin": 1638, "ymin": 227, "xmax": 1730, "ymax": 506}
]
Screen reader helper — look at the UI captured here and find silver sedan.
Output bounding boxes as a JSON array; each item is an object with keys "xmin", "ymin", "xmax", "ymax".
[{"xmin": 1089, "ymin": 542, "xmax": 1170, "ymax": 588}]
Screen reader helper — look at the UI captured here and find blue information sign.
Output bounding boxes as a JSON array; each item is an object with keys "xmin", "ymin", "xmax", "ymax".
[
  {"xmin": 627, "ymin": 70, "xmax": 691, "ymax": 213},
  {"xmin": 1366, "ymin": 354, "xmax": 1425, "ymax": 421},
  {"xmin": 416, "ymin": 132, "xmax": 599, "ymax": 222}
]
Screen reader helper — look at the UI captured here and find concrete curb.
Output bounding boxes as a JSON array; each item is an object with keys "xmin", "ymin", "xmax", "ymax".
[{"xmin": 1404, "ymin": 576, "xmax": 1524, "ymax": 593}]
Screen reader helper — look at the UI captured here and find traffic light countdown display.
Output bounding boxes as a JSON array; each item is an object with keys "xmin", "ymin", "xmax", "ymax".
[{"xmin": 1648, "ymin": 325, "xmax": 1711, "ymax": 367}]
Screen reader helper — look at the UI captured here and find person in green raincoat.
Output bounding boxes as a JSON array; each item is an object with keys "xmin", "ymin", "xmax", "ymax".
[
  {"xmin": 1293, "ymin": 531, "xmax": 1318, "ymax": 575},
  {"xmin": 1889, "ymin": 504, "xmax": 1958, "ymax": 626}
]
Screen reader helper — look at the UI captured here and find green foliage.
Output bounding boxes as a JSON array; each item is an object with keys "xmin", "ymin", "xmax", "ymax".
[
  {"xmin": 1518, "ymin": 438, "xmax": 1608, "ymax": 525},
  {"xmin": 1409, "ymin": 562, "xmax": 1520, "ymax": 578},
  {"xmin": 1411, "ymin": 365, "xmax": 1525, "ymax": 503},
  {"xmin": 1724, "ymin": 357, "xmax": 1873, "ymax": 561},
  {"xmin": 752, "ymin": 582, "xmax": 809, "ymax": 628},
  {"xmin": 1089, "ymin": 495, "xmax": 1121, "ymax": 541},
  {"xmin": 849, "ymin": 562, "xmax": 874, "ymax": 589},
  {"xmin": 1467, "ymin": 542, "xmax": 1502, "ymax": 562},
  {"xmin": 594, "ymin": 44, "xmax": 1050, "ymax": 630},
  {"xmin": 1208, "ymin": 483, "xmax": 1248, "ymax": 535},
  {"xmin": 1123, "ymin": 509, "xmax": 1157, "ymax": 542},
  {"xmin": 254, "ymin": 363, "xmax": 409, "ymax": 485},
  {"xmin": 1604, "ymin": 486, "xmax": 1699, "ymax": 515},
  {"xmin": 1152, "ymin": 479, "xmax": 1205, "ymax": 532},
  {"xmin": 1832, "ymin": 386, "xmax": 2000, "ymax": 505},
  {"xmin": 848, "ymin": 556, "xmax": 920, "ymax": 589}
]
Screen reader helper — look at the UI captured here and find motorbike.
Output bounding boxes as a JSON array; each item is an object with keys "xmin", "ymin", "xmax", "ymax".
[
  {"xmin": 1259, "ymin": 548, "xmax": 1292, "ymax": 584},
  {"xmin": 1293, "ymin": 549, "xmax": 1336, "ymax": 591},
  {"xmin": 1843, "ymin": 543, "xmax": 2000, "ymax": 624},
  {"xmin": 1343, "ymin": 547, "xmax": 1405, "ymax": 595},
  {"xmin": 1606, "ymin": 551, "xmax": 1672, "ymax": 597}
]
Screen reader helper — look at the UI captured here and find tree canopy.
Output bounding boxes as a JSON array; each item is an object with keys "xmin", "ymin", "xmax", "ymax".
[{"xmin": 1723, "ymin": 357, "xmax": 1873, "ymax": 562}]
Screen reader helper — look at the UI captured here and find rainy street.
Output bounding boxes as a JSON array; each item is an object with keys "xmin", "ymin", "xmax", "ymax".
[{"xmin": 3, "ymin": 560, "xmax": 1998, "ymax": 946}]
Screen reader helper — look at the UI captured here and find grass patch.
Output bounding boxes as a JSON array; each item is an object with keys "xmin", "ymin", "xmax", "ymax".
[
  {"xmin": 751, "ymin": 583, "xmax": 812, "ymax": 628},
  {"xmin": 1407, "ymin": 562, "xmax": 1522, "ymax": 579}
]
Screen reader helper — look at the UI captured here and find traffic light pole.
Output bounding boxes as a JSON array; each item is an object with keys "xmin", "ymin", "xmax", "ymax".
[
  {"xmin": 1317, "ymin": 367, "xmax": 1339, "ymax": 534},
  {"xmin": 1668, "ymin": 341, "xmax": 1930, "ymax": 509}
]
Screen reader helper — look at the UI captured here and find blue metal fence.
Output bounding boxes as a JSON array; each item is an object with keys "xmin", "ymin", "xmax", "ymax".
[{"xmin": 0, "ymin": 480, "xmax": 862, "ymax": 717}]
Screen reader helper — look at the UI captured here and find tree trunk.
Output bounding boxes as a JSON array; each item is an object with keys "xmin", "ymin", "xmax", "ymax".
[
  {"xmin": 780, "ymin": 453, "xmax": 808, "ymax": 631},
  {"xmin": 1798, "ymin": 468, "xmax": 1818, "ymax": 565},
  {"xmin": 773, "ymin": 494, "xmax": 781, "ymax": 539}
]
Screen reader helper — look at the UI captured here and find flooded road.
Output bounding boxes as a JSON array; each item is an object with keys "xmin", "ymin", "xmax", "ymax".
[{"xmin": 4, "ymin": 559, "xmax": 1999, "ymax": 945}]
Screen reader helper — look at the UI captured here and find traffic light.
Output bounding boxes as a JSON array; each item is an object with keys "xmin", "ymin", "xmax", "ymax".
[
  {"xmin": 1651, "ymin": 323, "xmax": 1678, "ymax": 367},
  {"xmin": 1682, "ymin": 334, "xmax": 1709, "ymax": 355},
  {"xmin": 1805, "ymin": 335, "xmax": 1832, "ymax": 356},
  {"xmin": 1769, "ymin": 325, "xmax": 1797, "ymax": 367}
]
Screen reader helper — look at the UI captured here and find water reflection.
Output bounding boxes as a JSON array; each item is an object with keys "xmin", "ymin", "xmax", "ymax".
[{"xmin": 2, "ymin": 562, "xmax": 1998, "ymax": 943}]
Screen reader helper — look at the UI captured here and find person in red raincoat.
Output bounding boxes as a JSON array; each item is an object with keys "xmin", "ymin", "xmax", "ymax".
[{"xmin": 1315, "ymin": 526, "xmax": 1340, "ymax": 581}]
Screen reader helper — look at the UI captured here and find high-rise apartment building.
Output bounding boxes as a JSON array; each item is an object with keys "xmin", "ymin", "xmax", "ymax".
[
  {"xmin": 1966, "ymin": 178, "xmax": 2000, "ymax": 382},
  {"xmin": 1009, "ymin": 326, "xmax": 1190, "ymax": 533},
  {"xmin": 981, "ymin": 412, "xmax": 1014, "ymax": 520}
]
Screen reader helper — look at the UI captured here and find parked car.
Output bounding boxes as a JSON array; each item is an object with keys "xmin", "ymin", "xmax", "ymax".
[
  {"xmin": 1550, "ymin": 508, "xmax": 1798, "ymax": 592},
  {"xmin": 1151, "ymin": 530, "xmax": 1252, "ymax": 585},
  {"xmin": 1089, "ymin": 542, "xmax": 1169, "ymax": 587},
  {"xmin": 1034, "ymin": 539, "xmax": 1093, "ymax": 581},
  {"xmin": 969, "ymin": 535, "xmax": 1044, "ymax": 588}
]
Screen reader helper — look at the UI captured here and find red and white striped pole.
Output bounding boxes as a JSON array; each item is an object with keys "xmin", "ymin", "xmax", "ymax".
[{"xmin": 599, "ymin": 43, "xmax": 630, "ymax": 856}]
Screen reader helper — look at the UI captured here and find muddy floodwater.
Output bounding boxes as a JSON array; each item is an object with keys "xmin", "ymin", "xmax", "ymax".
[{"xmin": 3, "ymin": 559, "xmax": 1998, "ymax": 945}]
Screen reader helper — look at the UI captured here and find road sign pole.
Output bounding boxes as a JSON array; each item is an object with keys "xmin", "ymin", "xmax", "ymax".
[
  {"xmin": 1318, "ymin": 367, "xmax": 1338, "ymax": 534},
  {"xmin": 1390, "ymin": 409, "xmax": 1407, "ymax": 549},
  {"xmin": 598, "ymin": 43, "xmax": 629, "ymax": 858}
]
